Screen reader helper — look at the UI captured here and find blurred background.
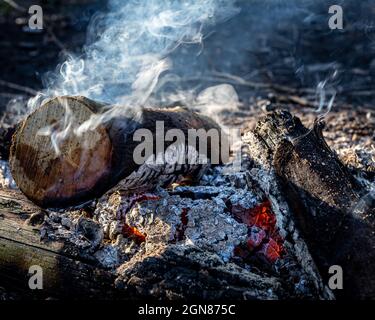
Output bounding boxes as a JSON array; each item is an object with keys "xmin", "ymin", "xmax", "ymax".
[{"xmin": 1, "ymin": 0, "xmax": 375, "ymax": 121}]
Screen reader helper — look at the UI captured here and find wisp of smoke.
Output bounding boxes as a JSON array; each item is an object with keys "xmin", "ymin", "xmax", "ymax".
[
  {"xmin": 44, "ymin": 0, "xmax": 240, "ymax": 105},
  {"xmin": 33, "ymin": 0, "xmax": 241, "ymax": 153}
]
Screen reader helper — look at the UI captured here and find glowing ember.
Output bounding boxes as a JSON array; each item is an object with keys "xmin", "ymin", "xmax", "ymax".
[
  {"xmin": 173, "ymin": 208, "xmax": 189, "ymax": 242},
  {"xmin": 231, "ymin": 200, "xmax": 284, "ymax": 263},
  {"xmin": 122, "ymin": 224, "xmax": 146, "ymax": 244},
  {"xmin": 259, "ymin": 238, "xmax": 282, "ymax": 263}
]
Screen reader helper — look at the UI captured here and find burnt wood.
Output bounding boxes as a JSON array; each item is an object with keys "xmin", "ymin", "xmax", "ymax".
[
  {"xmin": 0, "ymin": 189, "xmax": 119, "ymax": 299},
  {"xmin": 244, "ymin": 110, "xmax": 375, "ymax": 299},
  {"xmin": 0, "ymin": 189, "xmax": 289, "ymax": 300}
]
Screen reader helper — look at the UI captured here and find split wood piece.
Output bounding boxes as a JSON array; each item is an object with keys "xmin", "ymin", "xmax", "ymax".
[
  {"xmin": 243, "ymin": 110, "xmax": 375, "ymax": 299},
  {"xmin": 9, "ymin": 96, "xmax": 224, "ymax": 208}
]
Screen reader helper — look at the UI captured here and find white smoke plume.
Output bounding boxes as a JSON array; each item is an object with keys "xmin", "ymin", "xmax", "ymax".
[
  {"xmin": 41, "ymin": 0, "xmax": 240, "ymax": 106},
  {"xmin": 31, "ymin": 0, "xmax": 241, "ymax": 152}
]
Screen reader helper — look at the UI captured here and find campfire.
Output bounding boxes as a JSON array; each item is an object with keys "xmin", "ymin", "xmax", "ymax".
[
  {"xmin": 0, "ymin": 0, "xmax": 374, "ymax": 302},
  {"xmin": 2, "ymin": 96, "xmax": 374, "ymax": 300}
]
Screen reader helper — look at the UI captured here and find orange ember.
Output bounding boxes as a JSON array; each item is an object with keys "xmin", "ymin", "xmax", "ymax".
[
  {"xmin": 122, "ymin": 223, "xmax": 146, "ymax": 244},
  {"xmin": 232, "ymin": 200, "xmax": 284, "ymax": 263},
  {"xmin": 248, "ymin": 200, "xmax": 277, "ymax": 232}
]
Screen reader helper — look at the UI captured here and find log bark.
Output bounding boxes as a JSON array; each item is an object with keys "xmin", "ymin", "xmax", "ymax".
[
  {"xmin": 0, "ymin": 189, "xmax": 120, "ymax": 299},
  {"xmin": 9, "ymin": 96, "xmax": 224, "ymax": 208},
  {"xmin": 243, "ymin": 110, "xmax": 375, "ymax": 299}
]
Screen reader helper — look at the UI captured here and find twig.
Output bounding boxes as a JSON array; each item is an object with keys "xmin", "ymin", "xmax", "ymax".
[
  {"xmin": 2, "ymin": 0, "xmax": 26, "ymax": 12},
  {"xmin": 0, "ymin": 80, "xmax": 38, "ymax": 96}
]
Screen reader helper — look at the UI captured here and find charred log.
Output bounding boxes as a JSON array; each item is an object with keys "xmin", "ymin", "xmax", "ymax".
[
  {"xmin": 0, "ymin": 190, "xmax": 119, "ymax": 299},
  {"xmin": 0, "ymin": 189, "xmax": 289, "ymax": 300},
  {"xmin": 243, "ymin": 110, "xmax": 375, "ymax": 299}
]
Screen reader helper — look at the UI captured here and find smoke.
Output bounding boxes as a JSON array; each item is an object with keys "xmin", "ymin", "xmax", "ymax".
[
  {"xmin": 41, "ymin": 0, "xmax": 240, "ymax": 106},
  {"xmin": 30, "ymin": 0, "xmax": 244, "ymax": 152},
  {"xmin": 28, "ymin": 0, "xmax": 370, "ymax": 153},
  {"xmin": 315, "ymin": 69, "xmax": 338, "ymax": 119}
]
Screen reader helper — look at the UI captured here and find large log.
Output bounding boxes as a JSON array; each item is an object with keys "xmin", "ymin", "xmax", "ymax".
[
  {"xmin": 9, "ymin": 96, "xmax": 224, "ymax": 208},
  {"xmin": 243, "ymin": 110, "xmax": 375, "ymax": 299},
  {"xmin": 0, "ymin": 189, "xmax": 290, "ymax": 300},
  {"xmin": 0, "ymin": 189, "xmax": 119, "ymax": 299}
]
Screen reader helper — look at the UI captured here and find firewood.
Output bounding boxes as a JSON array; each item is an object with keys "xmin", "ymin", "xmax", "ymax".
[
  {"xmin": 0, "ymin": 190, "xmax": 119, "ymax": 299},
  {"xmin": 243, "ymin": 110, "xmax": 375, "ymax": 299},
  {"xmin": 0, "ymin": 189, "xmax": 289, "ymax": 300},
  {"xmin": 9, "ymin": 96, "xmax": 224, "ymax": 208}
]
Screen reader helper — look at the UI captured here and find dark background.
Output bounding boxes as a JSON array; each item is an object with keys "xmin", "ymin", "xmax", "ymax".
[{"xmin": 1, "ymin": 0, "xmax": 375, "ymax": 117}]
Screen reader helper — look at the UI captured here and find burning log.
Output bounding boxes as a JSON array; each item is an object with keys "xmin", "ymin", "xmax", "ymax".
[
  {"xmin": 0, "ymin": 129, "xmax": 332, "ymax": 300},
  {"xmin": 0, "ymin": 189, "xmax": 289, "ymax": 300},
  {"xmin": 9, "ymin": 96, "xmax": 225, "ymax": 208},
  {"xmin": 243, "ymin": 110, "xmax": 375, "ymax": 299}
]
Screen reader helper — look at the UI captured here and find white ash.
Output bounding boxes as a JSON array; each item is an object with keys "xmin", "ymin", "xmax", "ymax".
[
  {"xmin": 228, "ymin": 188, "xmax": 260, "ymax": 210},
  {"xmin": 96, "ymin": 188, "xmax": 248, "ymax": 262},
  {"xmin": 183, "ymin": 200, "xmax": 247, "ymax": 262},
  {"xmin": 199, "ymin": 165, "xmax": 250, "ymax": 189},
  {"xmin": 94, "ymin": 244, "xmax": 120, "ymax": 269},
  {"xmin": 94, "ymin": 194, "xmax": 122, "ymax": 240},
  {"xmin": 42, "ymin": 211, "xmax": 103, "ymax": 252},
  {"xmin": 93, "ymin": 165, "xmax": 260, "ymax": 264}
]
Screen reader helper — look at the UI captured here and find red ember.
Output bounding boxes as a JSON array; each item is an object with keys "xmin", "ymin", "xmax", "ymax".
[
  {"xmin": 259, "ymin": 238, "xmax": 282, "ymax": 263},
  {"xmin": 232, "ymin": 200, "xmax": 284, "ymax": 263},
  {"xmin": 174, "ymin": 208, "xmax": 189, "ymax": 242},
  {"xmin": 122, "ymin": 223, "xmax": 146, "ymax": 244}
]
